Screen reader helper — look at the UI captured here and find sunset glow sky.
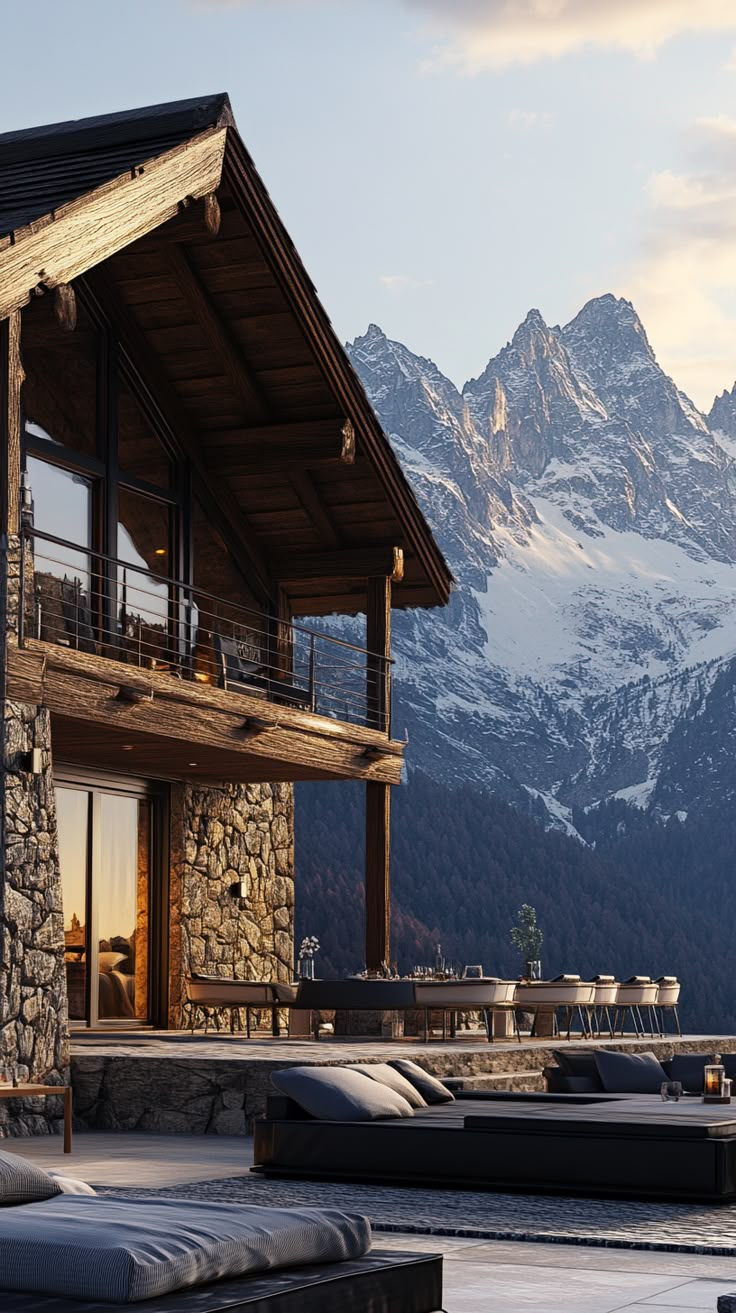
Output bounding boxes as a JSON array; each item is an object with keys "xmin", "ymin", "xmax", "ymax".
[{"xmin": 4, "ymin": 0, "xmax": 736, "ymax": 408}]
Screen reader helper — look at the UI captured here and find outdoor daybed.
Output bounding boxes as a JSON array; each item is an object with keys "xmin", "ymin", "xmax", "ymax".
[
  {"xmin": 253, "ymin": 1058, "xmax": 736, "ymax": 1202},
  {"xmin": 0, "ymin": 1150, "xmax": 442, "ymax": 1311}
]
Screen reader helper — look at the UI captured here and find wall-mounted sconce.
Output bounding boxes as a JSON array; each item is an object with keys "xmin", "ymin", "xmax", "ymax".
[
  {"xmin": 240, "ymin": 715, "xmax": 274, "ymax": 736},
  {"xmin": 115, "ymin": 685, "xmax": 154, "ymax": 705},
  {"xmin": 229, "ymin": 878, "xmax": 248, "ymax": 900},
  {"xmin": 21, "ymin": 748, "xmax": 43, "ymax": 774}
]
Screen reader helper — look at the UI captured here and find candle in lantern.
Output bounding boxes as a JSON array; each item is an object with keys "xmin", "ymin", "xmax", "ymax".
[{"xmin": 704, "ymin": 1058, "xmax": 725, "ymax": 1100}]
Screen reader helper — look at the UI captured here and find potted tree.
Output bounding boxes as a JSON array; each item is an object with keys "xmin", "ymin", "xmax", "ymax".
[{"xmin": 510, "ymin": 904, "xmax": 543, "ymax": 980}]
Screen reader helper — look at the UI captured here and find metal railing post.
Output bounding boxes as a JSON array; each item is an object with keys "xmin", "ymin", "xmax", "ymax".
[{"xmin": 308, "ymin": 633, "xmax": 316, "ymax": 713}]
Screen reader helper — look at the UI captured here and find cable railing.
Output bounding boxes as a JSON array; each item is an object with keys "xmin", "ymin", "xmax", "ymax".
[{"xmin": 19, "ymin": 528, "xmax": 392, "ymax": 733}]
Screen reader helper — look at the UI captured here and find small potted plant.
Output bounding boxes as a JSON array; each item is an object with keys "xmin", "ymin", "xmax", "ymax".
[
  {"xmin": 298, "ymin": 935, "xmax": 320, "ymax": 980},
  {"xmin": 510, "ymin": 904, "xmax": 543, "ymax": 980}
]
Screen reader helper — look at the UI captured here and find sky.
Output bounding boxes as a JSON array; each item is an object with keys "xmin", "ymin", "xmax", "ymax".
[{"xmin": 4, "ymin": 0, "xmax": 736, "ymax": 409}]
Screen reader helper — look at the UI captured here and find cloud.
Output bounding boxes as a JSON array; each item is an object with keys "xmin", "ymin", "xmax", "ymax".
[
  {"xmin": 505, "ymin": 109, "xmax": 553, "ymax": 131},
  {"xmin": 403, "ymin": 0, "xmax": 736, "ymax": 71},
  {"xmin": 613, "ymin": 114, "xmax": 736, "ymax": 408},
  {"xmin": 379, "ymin": 273, "xmax": 434, "ymax": 292}
]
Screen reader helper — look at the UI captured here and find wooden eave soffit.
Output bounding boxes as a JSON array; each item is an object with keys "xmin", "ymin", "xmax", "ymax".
[{"xmin": 0, "ymin": 127, "xmax": 228, "ymax": 320}]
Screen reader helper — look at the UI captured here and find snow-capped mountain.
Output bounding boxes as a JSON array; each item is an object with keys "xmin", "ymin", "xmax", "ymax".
[{"xmin": 346, "ymin": 297, "xmax": 736, "ymax": 830}]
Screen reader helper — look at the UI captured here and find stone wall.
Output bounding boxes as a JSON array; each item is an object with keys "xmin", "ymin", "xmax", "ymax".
[
  {"xmin": 170, "ymin": 781, "xmax": 295, "ymax": 1025},
  {"xmin": 0, "ymin": 700, "xmax": 69, "ymax": 1135}
]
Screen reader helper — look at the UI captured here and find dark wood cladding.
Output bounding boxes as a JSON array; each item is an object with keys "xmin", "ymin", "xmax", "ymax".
[
  {"xmin": 7, "ymin": 640, "xmax": 405, "ymax": 786},
  {"xmin": 96, "ymin": 175, "xmax": 449, "ymax": 616}
]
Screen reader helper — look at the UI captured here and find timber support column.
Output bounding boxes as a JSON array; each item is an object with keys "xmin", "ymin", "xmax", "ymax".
[{"xmin": 365, "ymin": 574, "xmax": 392, "ymax": 971}]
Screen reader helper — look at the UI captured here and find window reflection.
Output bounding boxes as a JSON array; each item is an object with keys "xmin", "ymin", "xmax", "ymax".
[
  {"xmin": 58, "ymin": 788, "xmax": 89, "ymax": 1023},
  {"xmin": 22, "ymin": 294, "xmax": 98, "ymax": 457},
  {"xmin": 27, "ymin": 456, "xmax": 95, "ymax": 652},
  {"xmin": 118, "ymin": 489, "xmax": 172, "ymax": 669},
  {"xmin": 118, "ymin": 379, "xmax": 172, "ymax": 489},
  {"xmin": 57, "ymin": 785, "xmax": 151, "ymax": 1025}
]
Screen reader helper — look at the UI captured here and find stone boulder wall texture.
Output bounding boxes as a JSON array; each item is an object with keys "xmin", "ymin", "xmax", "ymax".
[
  {"xmin": 171, "ymin": 781, "xmax": 295, "ymax": 1025},
  {"xmin": 0, "ymin": 700, "xmax": 70, "ymax": 1137}
]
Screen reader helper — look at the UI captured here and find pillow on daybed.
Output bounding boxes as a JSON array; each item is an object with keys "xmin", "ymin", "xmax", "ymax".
[
  {"xmin": 0, "ymin": 1148, "xmax": 62, "ymax": 1206},
  {"xmin": 0, "ymin": 1196, "xmax": 372, "ymax": 1303},
  {"xmin": 271, "ymin": 1066, "xmax": 414, "ymax": 1120},
  {"xmin": 347, "ymin": 1063, "xmax": 427, "ymax": 1109},
  {"xmin": 387, "ymin": 1059, "xmax": 455, "ymax": 1104},
  {"xmin": 661, "ymin": 1054, "xmax": 717, "ymax": 1093},
  {"xmin": 594, "ymin": 1050, "xmax": 667, "ymax": 1094},
  {"xmin": 553, "ymin": 1049, "xmax": 603, "ymax": 1090},
  {"xmin": 49, "ymin": 1173, "xmax": 97, "ymax": 1196}
]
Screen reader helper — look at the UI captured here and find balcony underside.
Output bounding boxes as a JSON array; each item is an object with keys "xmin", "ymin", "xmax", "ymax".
[{"xmin": 6, "ymin": 641, "xmax": 405, "ymax": 785}]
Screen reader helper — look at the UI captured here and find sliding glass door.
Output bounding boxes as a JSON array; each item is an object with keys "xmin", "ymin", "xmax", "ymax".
[{"xmin": 57, "ymin": 776, "xmax": 165, "ymax": 1027}]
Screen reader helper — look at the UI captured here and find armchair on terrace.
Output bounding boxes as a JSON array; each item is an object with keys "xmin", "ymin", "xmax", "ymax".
[{"xmin": 214, "ymin": 632, "xmax": 312, "ymax": 709}]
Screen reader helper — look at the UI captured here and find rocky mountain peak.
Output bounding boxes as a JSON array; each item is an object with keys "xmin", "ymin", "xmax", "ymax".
[{"xmin": 708, "ymin": 384, "xmax": 736, "ymax": 439}]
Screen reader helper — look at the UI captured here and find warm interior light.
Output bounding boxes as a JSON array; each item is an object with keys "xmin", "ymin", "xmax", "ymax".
[
  {"xmin": 154, "ymin": 548, "xmax": 167, "ymax": 556},
  {"xmin": 193, "ymin": 672, "xmax": 212, "ymax": 684}
]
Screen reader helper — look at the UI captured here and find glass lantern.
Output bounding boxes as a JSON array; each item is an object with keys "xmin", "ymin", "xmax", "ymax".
[{"xmin": 704, "ymin": 1058, "xmax": 726, "ymax": 1101}]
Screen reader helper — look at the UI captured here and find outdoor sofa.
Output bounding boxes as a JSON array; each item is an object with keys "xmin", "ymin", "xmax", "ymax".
[
  {"xmin": 0, "ymin": 1150, "xmax": 442, "ymax": 1312},
  {"xmin": 253, "ymin": 1056, "xmax": 736, "ymax": 1202}
]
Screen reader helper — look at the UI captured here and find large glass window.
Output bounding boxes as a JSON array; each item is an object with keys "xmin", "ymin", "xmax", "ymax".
[
  {"xmin": 118, "ymin": 489, "xmax": 173, "ymax": 668},
  {"xmin": 27, "ymin": 457, "xmax": 96, "ymax": 650},
  {"xmin": 58, "ymin": 781, "xmax": 155, "ymax": 1026},
  {"xmin": 118, "ymin": 377, "xmax": 172, "ymax": 490},
  {"xmin": 22, "ymin": 294, "xmax": 98, "ymax": 457}
]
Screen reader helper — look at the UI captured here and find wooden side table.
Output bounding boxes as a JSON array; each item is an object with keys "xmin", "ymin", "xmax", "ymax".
[{"xmin": 0, "ymin": 1084, "xmax": 72, "ymax": 1153}]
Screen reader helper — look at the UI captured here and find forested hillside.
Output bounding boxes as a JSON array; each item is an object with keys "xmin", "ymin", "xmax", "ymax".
[{"xmin": 295, "ymin": 772, "xmax": 734, "ymax": 1034}]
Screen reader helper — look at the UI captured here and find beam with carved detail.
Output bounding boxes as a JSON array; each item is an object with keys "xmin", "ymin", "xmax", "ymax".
[{"xmin": 0, "ymin": 129, "xmax": 228, "ymax": 319}]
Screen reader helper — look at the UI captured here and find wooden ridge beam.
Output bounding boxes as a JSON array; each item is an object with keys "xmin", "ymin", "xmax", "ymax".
[
  {"xmin": 0, "ymin": 128, "xmax": 228, "ymax": 320},
  {"xmin": 82, "ymin": 271, "xmax": 275, "ymax": 605},
  {"xmin": 164, "ymin": 242, "xmax": 270, "ymax": 422},
  {"xmin": 205, "ymin": 417, "xmax": 355, "ymax": 472},
  {"xmin": 275, "ymin": 546, "xmax": 403, "ymax": 586}
]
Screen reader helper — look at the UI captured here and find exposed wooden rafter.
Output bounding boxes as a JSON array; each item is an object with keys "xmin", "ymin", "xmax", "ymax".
[
  {"xmin": 205, "ymin": 417, "xmax": 356, "ymax": 473},
  {"xmin": 289, "ymin": 469, "xmax": 342, "ymax": 549},
  {"xmin": 164, "ymin": 242, "xmax": 270, "ymax": 422},
  {"xmin": 274, "ymin": 546, "xmax": 403, "ymax": 587}
]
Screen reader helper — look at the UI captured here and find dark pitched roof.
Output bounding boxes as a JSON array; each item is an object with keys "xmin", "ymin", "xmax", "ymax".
[{"xmin": 0, "ymin": 93, "xmax": 233, "ymax": 237}]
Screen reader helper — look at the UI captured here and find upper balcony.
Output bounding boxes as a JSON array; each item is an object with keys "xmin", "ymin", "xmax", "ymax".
[{"xmin": 8, "ymin": 527, "xmax": 405, "ymax": 786}]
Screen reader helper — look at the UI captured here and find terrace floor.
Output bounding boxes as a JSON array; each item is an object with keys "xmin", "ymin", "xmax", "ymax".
[{"xmin": 6, "ymin": 1131, "xmax": 736, "ymax": 1312}]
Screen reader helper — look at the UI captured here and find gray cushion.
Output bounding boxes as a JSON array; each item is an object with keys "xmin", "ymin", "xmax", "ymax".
[
  {"xmin": 271, "ymin": 1066, "xmax": 414, "ymax": 1120},
  {"xmin": 0, "ymin": 1196, "xmax": 372, "ymax": 1302},
  {"xmin": 347, "ymin": 1063, "xmax": 427, "ymax": 1109},
  {"xmin": 0, "ymin": 1148, "xmax": 61, "ymax": 1206},
  {"xmin": 662, "ymin": 1054, "xmax": 717, "ymax": 1093},
  {"xmin": 553, "ymin": 1049, "xmax": 603, "ymax": 1089},
  {"xmin": 594, "ymin": 1050, "xmax": 668, "ymax": 1094},
  {"xmin": 387, "ymin": 1059, "xmax": 455, "ymax": 1104}
]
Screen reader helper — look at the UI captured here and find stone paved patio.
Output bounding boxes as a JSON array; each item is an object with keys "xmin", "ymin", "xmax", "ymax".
[{"xmin": 6, "ymin": 1132, "xmax": 736, "ymax": 1311}]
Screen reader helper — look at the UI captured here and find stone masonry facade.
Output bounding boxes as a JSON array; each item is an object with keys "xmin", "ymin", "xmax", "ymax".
[
  {"xmin": 0, "ymin": 700, "xmax": 70, "ymax": 1135},
  {"xmin": 169, "ymin": 781, "xmax": 295, "ymax": 1026},
  {"xmin": 0, "ymin": 533, "xmax": 70, "ymax": 1136}
]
